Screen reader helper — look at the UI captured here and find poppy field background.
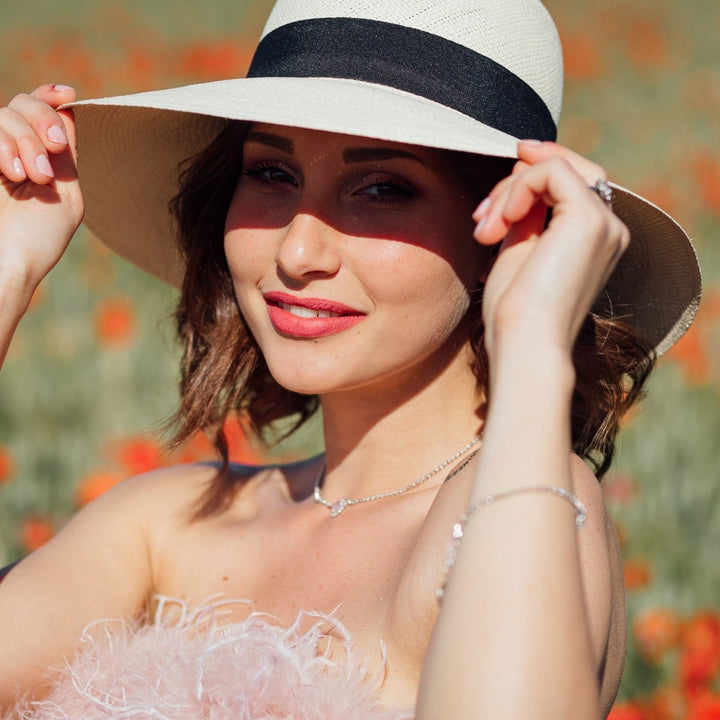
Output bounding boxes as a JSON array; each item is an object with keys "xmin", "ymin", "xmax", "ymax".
[{"xmin": 0, "ymin": 1, "xmax": 719, "ymax": 716}]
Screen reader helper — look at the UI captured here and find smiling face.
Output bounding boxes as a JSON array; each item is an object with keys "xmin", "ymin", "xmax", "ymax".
[{"xmin": 224, "ymin": 123, "xmax": 488, "ymax": 397}]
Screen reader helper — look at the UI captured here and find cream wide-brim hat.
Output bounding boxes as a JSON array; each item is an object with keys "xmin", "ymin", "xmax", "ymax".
[{"xmin": 69, "ymin": 0, "xmax": 701, "ymax": 356}]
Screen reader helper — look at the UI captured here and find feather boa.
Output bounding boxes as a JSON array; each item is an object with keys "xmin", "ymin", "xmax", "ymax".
[{"xmin": 6, "ymin": 598, "xmax": 414, "ymax": 720}]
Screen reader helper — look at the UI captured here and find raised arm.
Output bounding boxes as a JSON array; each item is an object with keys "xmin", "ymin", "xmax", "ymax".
[
  {"xmin": 0, "ymin": 85, "xmax": 126, "ymax": 708},
  {"xmin": 0, "ymin": 84, "xmax": 83, "ymax": 366},
  {"xmin": 418, "ymin": 142, "xmax": 630, "ymax": 720}
]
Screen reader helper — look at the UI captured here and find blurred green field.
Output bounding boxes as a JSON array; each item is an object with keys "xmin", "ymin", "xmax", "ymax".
[{"xmin": 1, "ymin": 2, "xmax": 719, "ymax": 715}]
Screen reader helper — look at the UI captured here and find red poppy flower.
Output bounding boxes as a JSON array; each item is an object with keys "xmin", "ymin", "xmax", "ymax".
[
  {"xmin": 116, "ymin": 437, "xmax": 165, "ymax": 475},
  {"xmin": 76, "ymin": 471, "xmax": 123, "ymax": 507},
  {"xmin": 20, "ymin": 516, "xmax": 54, "ymax": 552},
  {"xmin": 95, "ymin": 297, "xmax": 136, "ymax": 347},
  {"xmin": 0, "ymin": 445, "xmax": 14, "ymax": 484},
  {"xmin": 633, "ymin": 607, "xmax": 678, "ymax": 664}
]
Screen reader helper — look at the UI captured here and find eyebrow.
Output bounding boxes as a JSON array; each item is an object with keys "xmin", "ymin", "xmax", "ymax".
[
  {"xmin": 245, "ymin": 131, "xmax": 294, "ymax": 154},
  {"xmin": 342, "ymin": 147, "xmax": 428, "ymax": 166},
  {"xmin": 244, "ymin": 131, "xmax": 427, "ymax": 166}
]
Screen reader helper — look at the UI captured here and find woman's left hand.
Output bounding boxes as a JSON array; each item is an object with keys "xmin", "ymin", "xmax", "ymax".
[{"xmin": 473, "ymin": 141, "xmax": 630, "ymax": 360}]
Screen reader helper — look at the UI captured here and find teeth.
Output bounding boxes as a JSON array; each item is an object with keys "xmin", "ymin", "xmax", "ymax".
[{"xmin": 279, "ymin": 301, "xmax": 341, "ymax": 319}]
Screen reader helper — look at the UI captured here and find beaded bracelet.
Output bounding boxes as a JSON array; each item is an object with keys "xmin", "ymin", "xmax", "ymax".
[{"xmin": 436, "ymin": 485, "xmax": 587, "ymax": 602}]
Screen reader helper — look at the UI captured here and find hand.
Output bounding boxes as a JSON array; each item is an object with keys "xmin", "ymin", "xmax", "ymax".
[
  {"xmin": 0, "ymin": 84, "xmax": 84, "ymax": 297},
  {"xmin": 473, "ymin": 141, "xmax": 630, "ymax": 359}
]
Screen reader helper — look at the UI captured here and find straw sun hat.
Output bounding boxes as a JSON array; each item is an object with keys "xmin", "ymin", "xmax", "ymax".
[{"xmin": 70, "ymin": 0, "xmax": 700, "ymax": 356}]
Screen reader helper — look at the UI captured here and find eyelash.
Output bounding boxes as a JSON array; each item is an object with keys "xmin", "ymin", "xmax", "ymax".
[
  {"xmin": 356, "ymin": 178, "xmax": 416, "ymax": 205},
  {"xmin": 243, "ymin": 161, "xmax": 417, "ymax": 205},
  {"xmin": 243, "ymin": 161, "xmax": 298, "ymax": 188}
]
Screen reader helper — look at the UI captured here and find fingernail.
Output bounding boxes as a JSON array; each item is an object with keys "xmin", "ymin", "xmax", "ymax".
[
  {"xmin": 12, "ymin": 157, "xmax": 25, "ymax": 178},
  {"xmin": 519, "ymin": 139, "xmax": 542, "ymax": 146},
  {"xmin": 472, "ymin": 196, "xmax": 491, "ymax": 221},
  {"xmin": 47, "ymin": 125, "xmax": 68, "ymax": 144},
  {"xmin": 34, "ymin": 154, "xmax": 54, "ymax": 177},
  {"xmin": 52, "ymin": 84, "xmax": 74, "ymax": 92}
]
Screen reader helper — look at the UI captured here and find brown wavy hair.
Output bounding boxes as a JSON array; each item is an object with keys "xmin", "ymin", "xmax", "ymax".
[{"xmin": 168, "ymin": 121, "xmax": 655, "ymax": 515}]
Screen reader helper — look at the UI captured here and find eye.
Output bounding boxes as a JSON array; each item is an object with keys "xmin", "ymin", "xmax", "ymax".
[
  {"xmin": 355, "ymin": 176, "xmax": 416, "ymax": 204},
  {"xmin": 244, "ymin": 161, "xmax": 298, "ymax": 188}
]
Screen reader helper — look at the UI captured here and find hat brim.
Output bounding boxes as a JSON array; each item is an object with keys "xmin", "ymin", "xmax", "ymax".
[{"xmin": 70, "ymin": 77, "xmax": 701, "ymax": 356}]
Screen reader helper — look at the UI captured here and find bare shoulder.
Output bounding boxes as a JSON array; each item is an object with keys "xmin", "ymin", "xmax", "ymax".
[
  {"xmin": 568, "ymin": 454, "xmax": 616, "ymax": 568},
  {"xmin": 396, "ymin": 453, "xmax": 625, "ymax": 714},
  {"xmin": 0, "ymin": 461, "xmax": 267, "ymax": 707},
  {"xmin": 568, "ymin": 454, "xmax": 622, "ymax": 602},
  {"xmin": 103, "ymin": 461, "xmax": 219, "ymax": 519},
  {"xmin": 84, "ymin": 460, "xmax": 273, "ymax": 523},
  {"xmin": 569, "ymin": 453, "xmax": 606, "ymax": 518},
  {"xmin": 569, "ymin": 455, "xmax": 626, "ymax": 715}
]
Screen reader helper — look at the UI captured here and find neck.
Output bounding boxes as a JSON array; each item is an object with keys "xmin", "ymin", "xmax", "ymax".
[{"xmin": 317, "ymin": 340, "xmax": 484, "ymax": 501}]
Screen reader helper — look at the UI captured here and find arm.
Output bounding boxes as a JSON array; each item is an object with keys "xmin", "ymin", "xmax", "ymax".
[
  {"xmin": 0, "ymin": 85, "xmax": 113, "ymax": 706},
  {"xmin": 0, "ymin": 270, "xmax": 32, "ymax": 368},
  {"xmin": 417, "ymin": 143, "xmax": 630, "ymax": 720},
  {"xmin": 0, "ymin": 84, "xmax": 84, "ymax": 366}
]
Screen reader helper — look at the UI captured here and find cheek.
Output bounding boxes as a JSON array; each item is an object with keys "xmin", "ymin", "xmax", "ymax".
[
  {"xmin": 362, "ymin": 240, "xmax": 478, "ymax": 334},
  {"xmin": 224, "ymin": 208, "xmax": 278, "ymax": 280},
  {"xmin": 413, "ymin": 202, "xmax": 486, "ymax": 292},
  {"xmin": 224, "ymin": 230, "xmax": 253, "ymax": 297},
  {"xmin": 223, "ymin": 184, "xmax": 277, "ymax": 272},
  {"xmin": 425, "ymin": 267, "xmax": 475, "ymax": 341},
  {"xmin": 223, "ymin": 226, "xmax": 274, "ymax": 333}
]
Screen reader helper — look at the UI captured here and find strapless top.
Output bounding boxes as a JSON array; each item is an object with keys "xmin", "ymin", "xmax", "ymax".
[{"xmin": 6, "ymin": 598, "xmax": 413, "ymax": 720}]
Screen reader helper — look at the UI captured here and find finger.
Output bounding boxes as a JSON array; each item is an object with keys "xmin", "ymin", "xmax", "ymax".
[
  {"xmin": 516, "ymin": 143, "xmax": 623, "ymax": 223},
  {"xmin": 500, "ymin": 199, "xmax": 547, "ymax": 252},
  {"xmin": 11, "ymin": 89, "xmax": 71, "ymax": 153},
  {"xmin": 30, "ymin": 83, "xmax": 77, "ymax": 109},
  {"xmin": 474, "ymin": 156, "xmax": 624, "ymax": 288},
  {"xmin": 471, "ymin": 166, "xmax": 523, "ymax": 242},
  {"xmin": 0, "ymin": 114, "xmax": 28, "ymax": 182},
  {"xmin": 2, "ymin": 90, "xmax": 73, "ymax": 183},
  {"xmin": 32, "ymin": 84, "xmax": 77, "ymax": 155},
  {"xmin": 507, "ymin": 158, "xmax": 629, "ymax": 287},
  {"xmin": 474, "ymin": 146, "xmax": 616, "ymax": 252},
  {"xmin": 501, "ymin": 156, "xmax": 583, "ymax": 224},
  {"xmin": 517, "ymin": 140, "xmax": 607, "ymax": 185},
  {"xmin": 50, "ymin": 110, "xmax": 78, "ymax": 183},
  {"xmin": 0, "ymin": 106, "xmax": 55, "ymax": 183},
  {"xmin": 486, "ymin": 160, "xmax": 531, "ymax": 198},
  {"xmin": 473, "ymin": 171, "xmax": 527, "ymax": 246},
  {"xmin": 0, "ymin": 108, "xmax": 52, "ymax": 183},
  {"xmin": 511, "ymin": 159, "xmax": 531, "ymax": 176}
]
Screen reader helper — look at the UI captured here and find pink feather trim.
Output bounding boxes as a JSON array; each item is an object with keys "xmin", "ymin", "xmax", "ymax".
[{"xmin": 7, "ymin": 598, "xmax": 414, "ymax": 720}]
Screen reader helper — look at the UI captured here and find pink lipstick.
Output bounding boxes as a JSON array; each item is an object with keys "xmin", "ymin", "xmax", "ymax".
[{"xmin": 264, "ymin": 291, "xmax": 366, "ymax": 338}]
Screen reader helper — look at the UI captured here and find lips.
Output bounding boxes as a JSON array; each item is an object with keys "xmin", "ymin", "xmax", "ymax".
[
  {"xmin": 276, "ymin": 300, "xmax": 343, "ymax": 319},
  {"xmin": 264, "ymin": 291, "xmax": 366, "ymax": 338}
]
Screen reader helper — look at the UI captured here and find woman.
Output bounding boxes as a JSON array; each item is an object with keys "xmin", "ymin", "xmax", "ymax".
[{"xmin": 0, "ymin": 1, "xmax": 700, "ymax": 718}]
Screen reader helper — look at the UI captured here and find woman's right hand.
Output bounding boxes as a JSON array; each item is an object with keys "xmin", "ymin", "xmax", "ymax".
[{"xmin": 0, "ymin": 84, "xmax": 84, "ymax": 297}]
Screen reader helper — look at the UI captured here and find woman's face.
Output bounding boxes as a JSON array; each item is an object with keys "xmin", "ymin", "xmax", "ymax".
[{"xmin": 224, "ymin": 123, "xmax": 488, "ymax": 396}]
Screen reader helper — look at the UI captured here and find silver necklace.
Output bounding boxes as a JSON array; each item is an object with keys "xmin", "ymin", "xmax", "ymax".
[{"xmin": 313, "ymin": 435, "xmax": 481, "ymax": 517}]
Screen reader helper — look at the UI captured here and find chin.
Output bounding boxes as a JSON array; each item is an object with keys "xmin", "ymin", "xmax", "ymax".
[
  {"xmin": 263, "ymin": 361, "xmax": 336, "ymax": 397},
  {"xmin": 264, "ymin": 357, "xmax": 376, "ymax": 398}
]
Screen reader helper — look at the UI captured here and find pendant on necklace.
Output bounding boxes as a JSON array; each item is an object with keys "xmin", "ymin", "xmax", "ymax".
[
  {"xmin": 330, "ymin": 499, "xmax": 348, "ymax": 517},
  {"xmin": 313, "ymin": 435, "xmax": 482, "ymax": 518}
]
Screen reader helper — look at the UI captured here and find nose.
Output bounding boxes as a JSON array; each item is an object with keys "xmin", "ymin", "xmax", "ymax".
[{"xmin": 275, "ymin": 212, "xmax": 342, "ymax": 281}]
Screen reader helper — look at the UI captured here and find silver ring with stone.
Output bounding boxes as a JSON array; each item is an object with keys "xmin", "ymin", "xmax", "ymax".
[{"xmin": 589, "ymin": 178, "xmax": 613, "ymax": 206}]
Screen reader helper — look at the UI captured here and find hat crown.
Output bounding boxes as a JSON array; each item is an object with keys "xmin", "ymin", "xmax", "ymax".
[{"xmin": 261, "ymin": 0, "xmax": 564, "ymax": 123}]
